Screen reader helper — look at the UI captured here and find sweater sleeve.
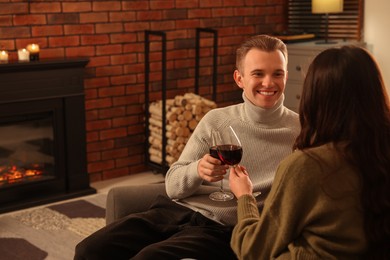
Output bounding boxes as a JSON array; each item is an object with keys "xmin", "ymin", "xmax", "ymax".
[
  {"xmin": 231, "ymin": 149, "xmax": 366, "ymax": 260},
  {"xmin": 165, "ymin": 111, "xmax": 215, "ymax": 199}
]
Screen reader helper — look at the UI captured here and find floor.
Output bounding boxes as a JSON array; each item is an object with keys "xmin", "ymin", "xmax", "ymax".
[
  {"xmin": 0, "ymin": 171, "xmax": 165, "ymax": 217},
  {"xmin": 90, "ymin": 170, "xmax": 165, "ymax": 193}
]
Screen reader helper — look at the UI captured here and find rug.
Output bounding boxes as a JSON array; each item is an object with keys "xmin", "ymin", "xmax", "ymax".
[{"xmin": 0, "ymin": 193, "xmax": 107, "ymax": 260}]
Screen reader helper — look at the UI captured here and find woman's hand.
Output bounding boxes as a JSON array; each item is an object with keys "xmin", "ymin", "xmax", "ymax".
[
  {"xmin": 229, "ymin": 165, "xmax": 253, "ymax": 199},
  {"xmin": 197, "ymin": 154, "xmax": 229, "ymax": 182}
]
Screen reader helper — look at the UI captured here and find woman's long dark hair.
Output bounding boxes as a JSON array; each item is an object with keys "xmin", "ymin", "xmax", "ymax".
[{"xmin": 294, "ymin": 46, "xmax": 390, "ymax": 259}]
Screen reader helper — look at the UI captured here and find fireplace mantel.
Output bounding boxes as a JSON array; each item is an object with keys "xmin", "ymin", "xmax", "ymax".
[{"xmin": 0, "ymin": 58, "xmax": 95, "ymax": 213}]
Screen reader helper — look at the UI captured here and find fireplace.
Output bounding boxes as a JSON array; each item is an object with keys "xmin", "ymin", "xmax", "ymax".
[{"xmin": 0, "ymin": 59, "xmax": 95, "ymax": 214}]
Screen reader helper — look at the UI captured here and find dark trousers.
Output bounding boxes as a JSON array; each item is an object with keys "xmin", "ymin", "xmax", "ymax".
[{"xmin": 74, "ymin": 195, "xmax": 237, "ymax": 260}]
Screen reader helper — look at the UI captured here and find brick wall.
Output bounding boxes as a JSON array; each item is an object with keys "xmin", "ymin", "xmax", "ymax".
[{"xmin": 0, "ymin": 0, "xmax": 286, "ymax": 182}]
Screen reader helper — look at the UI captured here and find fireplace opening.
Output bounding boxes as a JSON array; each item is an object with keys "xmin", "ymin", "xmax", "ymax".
[
  {"xmin": 0, "ymin": 112, "xmax": 55, "ymax": 188},
  {"xmin": 0, "ymin": 58, "xmax": 95, "ymax": 214}
]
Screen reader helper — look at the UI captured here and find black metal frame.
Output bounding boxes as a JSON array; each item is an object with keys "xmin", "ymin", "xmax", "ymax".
[
  {"xmin": 144, "ymin": 30, "xmax": 169, "ymax": 173},
  {"xmin": 195, "ymin": 27, "xmax": 218, "ymax": 102},
  {"xmin": 144, "ymin": 28, "xmax": 218, "ymax": 174}
]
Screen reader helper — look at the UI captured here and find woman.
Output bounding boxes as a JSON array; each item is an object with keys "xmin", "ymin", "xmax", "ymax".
[{"xmin": 229, "ymin": 45, "xmax": 390, "ymax": 259}]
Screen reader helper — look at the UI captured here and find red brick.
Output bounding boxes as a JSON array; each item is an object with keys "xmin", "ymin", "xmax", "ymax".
[
  {"xmin": 85, "ymin": 97, "xmax": 112, "ymax": 110},
  {"xmin": 66, "ymin": 46, "xmax": 95, "ymax": 57},
  {"xmin": 176, "ymin": 0, "xmax": 199, "ymax": 8},
  {"xmin": 31, "ymin": 25, "xmax": 63, "ymax": 37},
  {"xmin": 123, "ymin": 42, "xmax": 144, "ymax": 53},
  {"xmin": 234, "ymin": 7, "xmax": 255, "ymax": 16},
  {"xmin": 212, "ymin": 8, "xmax": 234, "ymax": 17},
  {"xmin": 126, "ymin": 123, "xmax": 145, "ymax": 135},
  {"xmin": 88, "ymin": 160, "xmax": 115, "ymax": 173},
  {"xmin": 124, "ymin": 22, "xmax": 150, "ymax": 32},
  {"xmin": 136, "ymin": 11, "xmax": 162, "ymax": 21},
  {"xmin": 85, "ymin": 110, "xmax": 98, "ymax": 121},
  {"xmin": 111, "ymin": 74, "xmax": 137, "ymax": 86},
  {"xmin": 102, "ymin": 148, "xmax": 128, "ymax": 160},
  {"xmin": 98, "ymin": 86, "xmax": 125, "ymax": 97},
  {"xmin": 223, "ymin": 0, "xmax": 243, "ymax": 6},
  {"xmin": 100, "ymin": 127, "xmax": 127, "ymax": 140},
  {"xmin": 0, "ymin": 15, "xmax": 12, "ymax": 26},
  {"xmin": 96, "ymin": 44, "xmax": 122, "ymax": 55},
  {"xmin": 85, "ymin": 89, "xmax": 98, "ymax": 101},
  {"xmin": 96, "ymin": 65, "xmax": 123, "ymax": 77},
  {"xmin": 188, "ymin": 9, "xmax": 212, "ymax": 18},
  {"xmin": 0, "ymin": 39, "xmax": 14, "ymax": 50},
  {"xmin": 49, "ymin": 35, "xmax": 79, "ymax": 47},
  {"xmin": 150, "ymin": 20, "xmax": 175, "ymax": 31},
  {"xmin": 87, "ymin": 140, "xmax": 115, "ymax": 153},
  {"xmin": 80, "ymin": 12, "xmax": 108, "ymax": 23},
  {"xmin": 115, "ymin": 157, "xmax": 134, "ymax": 168},
  {"xmin": 102, "ymin": 167, "xmax": 129, "ymax": 180},
  {"xmin": 0, "ymin": 27, "xmax": 30, "ymax": 39},
  {"xmin": 84, "ymin": 76, "xmax": 110, "ymax": 88},
  {"xmin": 123, "ymin": 63, "xmax": 144, "ymax": 74},
  {"xmin": 110, "ymin": 53, "xmax": 136, "ymax": 65},
  {"xmin": 112, "ymin": 95, "xmax": 140, "ymax": 106},
  {"xmin": 113, "ymin": 116, "xmax": 139, "ymax": 127},
  {"xmin": 64, "ymin": 24, "xmax": 95, "ymax": 35},
  {"xmin": 110, "ymin": 33, "xmax": 137, "ymax": 44},
  {"xmin": 87, "ymin": 56, "xmax": 111, "ymax": 68},
  {"xmin": 62, "ymin": 2, "xmax": 92, "ymax": 13},
  {"xmin": 86, "ymin": 119, "xmax": 112, "ymax": 131},
  {"xmin": 92, "ymin": 1, "xmax": 121, "ymax": 11},
  {"xmin": 87, "ymin": 151, "xmax": 101, "ymax": 161},
  {"xmin": 200, "ymin": 0, "xmax": 222, "ymax": 7},
  {"xmin": 47, "ymin": 13, "xmax": 80, "ymax": 24},
  {"xmin": 122, "ymin": 1, "xmax": 150, "ymax": 10},
  {"xmin": 150, "ymin": 0, "xmax": 175, "ymax": 9},
  {"xmin": 109, "ymin": 11, "xmax": 136, "ymax": 22},
  {"xmin": 125, "ymin": 84, "xmax": 146, "ymax": 95},
  {"xmin": 30, "ymin": 2, "xmax": 61, "ymax": 13},
  {"xmin": 95, "ymin": 23, "xmax": 123, "ymax": 34},
  {"xmin": 99, "ymin": 107, "xmax": 126, "ymax": 119},
  {"xmin": 175, "ymin": 19, "xmax": 200, "ymax": 29},
  {"xmin": 40, "ymin": 48, "xmax": 65, "ymax": 59},
  {"xmin": 0, "ymin": 3, "xmax": 28, "ymax": 15},
  {"xmin": 81, "ymin": 34, "xmax": 109, "ymax": 45},
  {"xmin": 14, "ymin": 14, "xmax": 46, "ymax": 25}
]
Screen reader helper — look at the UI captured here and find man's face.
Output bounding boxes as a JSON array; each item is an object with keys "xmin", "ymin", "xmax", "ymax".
[{"xmin": 234, "ymin": 49, "xmax": 288, "ymax": 109}]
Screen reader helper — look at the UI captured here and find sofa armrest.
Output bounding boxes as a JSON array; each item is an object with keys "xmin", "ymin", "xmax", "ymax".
[{"xmin": 105, "ymin": 183, "xmax": 167, "ymax": 225}]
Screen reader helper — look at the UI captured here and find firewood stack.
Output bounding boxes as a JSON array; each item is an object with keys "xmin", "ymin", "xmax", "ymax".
[{"xmin": 148, "ymin": 93, "xmax": 217, "ymax": 166}]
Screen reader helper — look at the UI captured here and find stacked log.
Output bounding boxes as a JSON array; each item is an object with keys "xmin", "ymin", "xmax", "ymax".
[{"xmin": 148, "ymin": 93, "xmax": 217, "ymax": 166}]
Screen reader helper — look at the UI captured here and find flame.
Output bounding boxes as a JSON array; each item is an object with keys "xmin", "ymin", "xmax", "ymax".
[{"xmin": 0, "ymin": 165, "xmax": 44, "ymax": 185}]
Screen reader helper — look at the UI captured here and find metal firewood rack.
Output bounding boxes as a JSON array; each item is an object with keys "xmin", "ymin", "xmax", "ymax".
[{"xmin": 144, "ymin": 28, "xmax": 218, "ymax": 173}]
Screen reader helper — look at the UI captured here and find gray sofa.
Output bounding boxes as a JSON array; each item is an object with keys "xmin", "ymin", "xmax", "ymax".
[{"xmin": 105, "ymin": 183, "xmax": 167, "ymax": 224}]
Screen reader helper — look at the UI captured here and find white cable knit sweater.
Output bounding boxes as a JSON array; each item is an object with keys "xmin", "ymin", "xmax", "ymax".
[{"xmin": 165, "ymin": 94, "xmax": 300, "ymax": 226}]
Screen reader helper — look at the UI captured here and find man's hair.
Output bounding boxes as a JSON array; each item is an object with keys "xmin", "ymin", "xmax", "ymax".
[{"xmin": 235, "ymin": 34, "xmax": 288, "ymax": 73}]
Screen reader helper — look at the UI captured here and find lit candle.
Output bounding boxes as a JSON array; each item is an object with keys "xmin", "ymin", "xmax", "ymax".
[
  {"xmin": 0, "ymin": 50, "xmax": 8, "ymax": 62},
  {"xmin": 18, "ymin": 48, "xmax": 30, "ymax": 62},
  {"xmin": 26, "ymin": 43, "xmax": 40, "ymax": 61}
]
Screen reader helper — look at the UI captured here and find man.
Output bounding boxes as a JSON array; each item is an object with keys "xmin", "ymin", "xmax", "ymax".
[{"xmin": 74, "ymin": 35, "xmax": 299, "ymax": 259}]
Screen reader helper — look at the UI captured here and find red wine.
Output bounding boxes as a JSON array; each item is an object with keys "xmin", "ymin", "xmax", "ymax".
[
  {"xmin": 209, "ymin": 146, "xmax": 226, "ymax": 165},
  {"xmin": 209, "ymin": 146, "xmax": 220, "ymax": 159},
  {"xmin": 217, "ymin": 144, "xmax": 242, "ymax": 166}
]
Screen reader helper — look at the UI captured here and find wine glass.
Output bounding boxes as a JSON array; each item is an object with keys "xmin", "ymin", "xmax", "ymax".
[{"xmin": 209, "ymin": 126, "xmax": 243, "ymax": 201}]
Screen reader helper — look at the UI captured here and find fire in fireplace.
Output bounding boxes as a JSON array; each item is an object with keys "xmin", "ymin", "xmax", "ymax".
[
  {"xmin": 0, "ymin": 112, "xmax": 55, "ymax": 187},
  {"xmin": 0, "ymin": 58, "xmax": 95, "ymax": 214}
]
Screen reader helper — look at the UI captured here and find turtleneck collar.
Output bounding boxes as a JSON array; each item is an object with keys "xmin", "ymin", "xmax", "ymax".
[{"xmin": 242, "ymin": 92, "xmax": 285, "ymax": 124}]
